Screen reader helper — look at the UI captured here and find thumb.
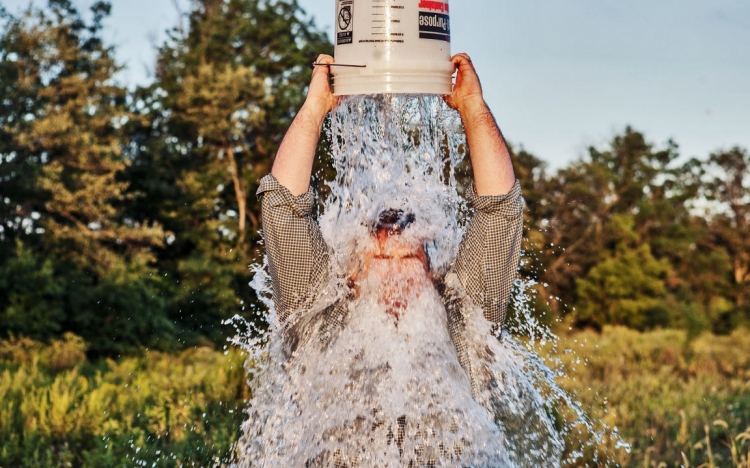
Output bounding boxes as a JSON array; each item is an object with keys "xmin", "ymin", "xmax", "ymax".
[{"xmin": 443, "ymin": 93, "xmax": 458, "ymax": 110}]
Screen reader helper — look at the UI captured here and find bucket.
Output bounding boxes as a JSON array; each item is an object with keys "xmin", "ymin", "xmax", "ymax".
[{"xmin": 333, "ymin": 0, "xmax": 454, "ymax": 96}]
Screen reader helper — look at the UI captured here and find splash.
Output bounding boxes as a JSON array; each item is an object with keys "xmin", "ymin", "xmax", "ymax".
[{"xmin": 226, "ymin": 95, "xmax": 622, "ymax": 467}]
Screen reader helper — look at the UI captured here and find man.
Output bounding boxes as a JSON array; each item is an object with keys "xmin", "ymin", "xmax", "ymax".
[{"xmin": 254, "ymin": 53, "xmax": 524, "ymax": 466}]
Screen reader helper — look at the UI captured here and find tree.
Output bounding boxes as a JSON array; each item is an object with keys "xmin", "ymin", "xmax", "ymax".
[
  {"xmin": 537, "ymin": 128, "xmax": 684, "ymax": 316},
  {"xmin": 0, "ymin": 1, "xmax": 171, "ymax": 354},
  {"xmin": 695, "ymin": 147, "xmax": 750, "ymax": 328},
  {"xmin": 575, "ymin": 222, "xmax": 673, "ymax": 331},
  {"xmin": 123, "ymin": 0, "xmax": 332, "ymax": 343}
]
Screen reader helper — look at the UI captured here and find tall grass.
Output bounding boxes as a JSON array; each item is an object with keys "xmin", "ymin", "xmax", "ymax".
[
  {"xmin": 1, "ymin": 328, "xmax": 748, "ymax": 467},
  {"xmin": 552, "ymin": 326, "xmax": 750, "ymax": 467},
  {"xmin": 0, "ymin": 334, "xmax": 249, "ymax": 467}
]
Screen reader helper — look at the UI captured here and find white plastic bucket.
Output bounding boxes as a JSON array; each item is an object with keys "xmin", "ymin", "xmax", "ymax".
[{"xmin": 333, "ymin": 0, "xmax": 454, "ymax": 96}]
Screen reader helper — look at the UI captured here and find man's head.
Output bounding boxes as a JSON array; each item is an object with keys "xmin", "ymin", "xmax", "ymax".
[
  {"xmin": 351, "ymin": 209, "xmax": 430, "ymax": 320},
  {"xmin": 374, "ymin": 209, "xmax": 416, "ymax": 235},
  {"xmin": 369, "ymin": 209, "xmax": 427, "ymax": 265}
]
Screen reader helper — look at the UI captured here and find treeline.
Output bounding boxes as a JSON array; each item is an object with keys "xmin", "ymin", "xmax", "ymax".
[
  {"xmin": 0, "ymin": 0, "xmax": 747, "ymax": 356},
  {"xmin": 0, "ymin": 0, "xmax": 331, "ymax": 356},
  {"xmin": 510, "ymin": 134, "xmax": 749, "ymax": 336}
]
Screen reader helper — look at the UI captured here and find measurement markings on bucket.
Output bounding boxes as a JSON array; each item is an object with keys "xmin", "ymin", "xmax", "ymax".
[
  {"xmin": 371, "ymin": 0, "xmax": 386, "ymax": 35},
  {"xmin": 357, "ymin": 0, "xmax": 405, "ymax": 43},
  {"xmin": 337, "ymin": 0, "xmax": 354, "ymax": 45}
]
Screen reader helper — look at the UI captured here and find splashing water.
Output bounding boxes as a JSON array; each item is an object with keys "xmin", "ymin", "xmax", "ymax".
[{"xmin": 225, "ymin": 95, "xmax": 623, "ymax": 467}]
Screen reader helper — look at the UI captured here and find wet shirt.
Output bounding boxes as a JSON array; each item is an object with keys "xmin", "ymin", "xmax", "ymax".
[{"xmin": 257, "ymin": 173, "xmax": 524, "ymax": 387}]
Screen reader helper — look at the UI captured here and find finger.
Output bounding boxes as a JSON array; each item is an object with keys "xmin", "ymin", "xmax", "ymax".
[
  {"xmin": 312, "ymin": 64, "xmax": 331, "ymax": 80},
  {"xmin": 451, "ymin": 53, "xmax": 470, "ymax": 63},
  {"xmin": 313, "ymin": 54, "xmax": 335, "ymax": 70},
  {"xmin": 451, "ymin": 53, "xmax": 474, "ymax": 70},
  {"xmin": 311, "ymin": 54, "xmax": 335, "ymax": 77},
  {"xmin": 449, "ymin": 58, "xmax": 460, "ymax": 76}
]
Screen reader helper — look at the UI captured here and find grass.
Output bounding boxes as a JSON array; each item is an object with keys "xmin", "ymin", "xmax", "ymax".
[
  {"xmin": 0, "ymin": 334, "xmax": 249, "ymax": 468},
  {"xmin": 0, "ymin": 327, "xmax": 748, "ymax": 467},
  {"xmin": 551, "ymin": 326, "xmax": 750, "ymax": 467}
]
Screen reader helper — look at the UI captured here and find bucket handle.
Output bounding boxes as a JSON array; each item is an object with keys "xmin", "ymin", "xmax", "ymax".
[{"xmin": 310, "ymin": 62, "xmax": 367, "ymax": 69}]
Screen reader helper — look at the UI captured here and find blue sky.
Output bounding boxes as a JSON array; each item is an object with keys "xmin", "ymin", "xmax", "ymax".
[{"xmin": 5, "ymin": 0, "xmax": 749, "ymax": 169}]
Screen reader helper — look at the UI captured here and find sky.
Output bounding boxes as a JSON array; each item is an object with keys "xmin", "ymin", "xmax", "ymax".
[{"xmin": 4, "ymin": 0, "xmax": 749, "ymax": 169}]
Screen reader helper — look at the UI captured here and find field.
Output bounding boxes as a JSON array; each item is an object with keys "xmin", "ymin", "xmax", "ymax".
[
  {"xmin": 1, "ymin": 327, "xmax": 748, "ymax": 467},
  {"xmin": 551, "ymin": 327, "xmax": 750, "ymax": 467}
]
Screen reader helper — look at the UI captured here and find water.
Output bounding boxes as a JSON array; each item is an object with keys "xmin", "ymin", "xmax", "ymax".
[{"xmin": 225, "ymin": 95, "xmax": 621, "ymax": 467}]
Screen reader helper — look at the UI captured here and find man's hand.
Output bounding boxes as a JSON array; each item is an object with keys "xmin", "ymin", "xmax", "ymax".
[
  {"xmin": 444, "ymin": 53, "xmax": 487, "ymax": 116},
  {"xmin": 444, "ymin": 53, "xmax": 516, "ymax": 196},
  {"xmin": 304, "ymin": 54, "xmax": 336, "ymax": 118},
  {"xmin": 271, "ymin": 54, "xmax": 335, "ymax": 195}
]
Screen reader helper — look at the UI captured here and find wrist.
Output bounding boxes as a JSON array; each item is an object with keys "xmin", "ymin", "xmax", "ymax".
[
  {"xmin": 301, "ymin": 98, "xmax": 330, "ymax": 124},
  {"xmin": 458, "ymin": 95, "xmax": 490, "ymax": 121}
]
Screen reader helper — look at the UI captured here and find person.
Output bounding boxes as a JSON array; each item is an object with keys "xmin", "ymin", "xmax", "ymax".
[{"xmin": 255, "ymin": 53, "xmax": 524, "ymax": 466}]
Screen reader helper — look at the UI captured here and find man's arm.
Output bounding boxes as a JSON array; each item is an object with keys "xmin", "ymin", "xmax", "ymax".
[
  {"xmin": 259, "ymin": 54, "xmax": 336, "ymax": 323},
  {"xmin": 271, "ymin": 54, "xmax": 336, "ymax": 195},
  {"xmin": 446, "ymin": 53, "xmax": 524, "ymax": 330},
  {"xmin": 445, "ymin": 53, "xmax": 516, "ymax": 196}
]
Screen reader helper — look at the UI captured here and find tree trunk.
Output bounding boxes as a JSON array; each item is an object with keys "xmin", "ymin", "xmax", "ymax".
[{"xmin": 226, "ymin": 146, "xmax": 247, "ymax": 245}]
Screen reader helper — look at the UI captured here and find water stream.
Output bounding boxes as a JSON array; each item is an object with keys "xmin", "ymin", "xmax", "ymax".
[{"xmin": 226, "ymin": 95, "xmax": 621, "ymax": 467}]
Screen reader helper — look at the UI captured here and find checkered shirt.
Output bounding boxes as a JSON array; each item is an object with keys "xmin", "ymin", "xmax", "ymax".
[{"xmin": 257, "ymin": 174, "xmax": 524, "ymax": 391}]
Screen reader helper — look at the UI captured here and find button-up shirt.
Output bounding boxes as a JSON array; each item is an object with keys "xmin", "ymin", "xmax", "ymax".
[{"xmin": 257, "ymin": 173, "xmax": 524, "ymax": 395}]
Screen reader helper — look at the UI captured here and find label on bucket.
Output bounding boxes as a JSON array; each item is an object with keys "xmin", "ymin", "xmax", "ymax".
[
  {"xmin": 337, "ymin": 0, "xmax": 354, "ymax": 45},
  {"xmin": 418, "ymin": 11, "xmax": 450, "ymax": 42},
  {"xmin": 418, "ymin": 0, "xmax": 449, "ymax": 14}
]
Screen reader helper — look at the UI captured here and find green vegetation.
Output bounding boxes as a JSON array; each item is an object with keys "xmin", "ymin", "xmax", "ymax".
[
  {"xmin": 1, "ymin": 0, "xmax": 748, "ymax": 356},
  {"xmin": 0, "ymin": 0, "xmax": 331, "ymax": 356},
  {"xmin": 553, "ymin": 327, "xmax": 750, "ymax": 467},
  {"xmin": 511, "ymin": 132, "xmax": 750, "ymax": 336},
  {"xmin": 0, "ymin": 334, "xmax": 248, "ymax": 468},
  {"xmin": 1, "ymin": 329, "xmax": 748, "ymax": 467}
]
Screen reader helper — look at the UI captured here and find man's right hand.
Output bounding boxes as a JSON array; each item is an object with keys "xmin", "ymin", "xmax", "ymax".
[
  {"xmin": 304, "ymin": 54, "xmax": 336, "ymax": 118},
  {"xmin": 271, "ymin": 54, "xmax": 335, "ymax": 195}
]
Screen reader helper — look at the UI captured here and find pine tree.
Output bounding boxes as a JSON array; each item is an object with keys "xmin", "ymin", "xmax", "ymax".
[
  {"xmin": 0, "ymin": 1, "xmax": 171, "ymax": 354},
  {"xmin": 123, "ymin": 0, "xmax": 332, "ymax": 343}
]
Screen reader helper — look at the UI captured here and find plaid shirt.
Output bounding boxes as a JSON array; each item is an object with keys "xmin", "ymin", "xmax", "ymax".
[{"xmin": 257, "ymin": 174, "xmax": 524, "ymax": 393}]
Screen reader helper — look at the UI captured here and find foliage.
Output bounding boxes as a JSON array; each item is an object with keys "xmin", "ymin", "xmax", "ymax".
[
  {"xmin": 0, "ymin": 0, "xmax": 748, "ymax": 357},
  {"xmin": 576, "ymin": 243, "xmax": 672, "ymax": 330},
  {"xmin": 507, "ymin": 128, "xmax": 750, "ymax": 336},
  {"xmin": 0, "ymin": 334, "xmax": 248, "ymax": 468},
  {"xmin": 121, "ymin": 0, "xmax": 333, "ymax": 347},
  {"xmin": 0, "ymin": 0, "xmax": 173, "ymax": 355},
  {"xmin": 2, "ymin": 329, "xmax": 749, "ymax": 467},
  {"xmin": 0, "ymin": 0, "xmax": 331, "ymax": 355},
  {"xmin": 550, "ymin": 326, "xmax": 750, "ymax": 467},
  {"xmin": 693, "ymin": 147, "xmax": 750, "ymax": 329}
]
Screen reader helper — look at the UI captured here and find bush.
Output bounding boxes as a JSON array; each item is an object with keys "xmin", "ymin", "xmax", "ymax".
[
  {"xmin": 2, "ymin": 328, "xmax": 748, "ymax": 467},
  {"xmin": 550, "ymin": 326, "xmax": 750, "ymax": 467},
  {"xmin": 0, "ymin": 336, "xmax": 249, "ymax": 468}
]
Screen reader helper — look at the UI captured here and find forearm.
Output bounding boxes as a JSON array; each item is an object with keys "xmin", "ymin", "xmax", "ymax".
[
  {"xmin": 271, "ymin": 103, "xmax": 327, "ymax": 196},
  {"xmin": 460, "ymin": 97, "xmax": 516, "ymax": 196}
]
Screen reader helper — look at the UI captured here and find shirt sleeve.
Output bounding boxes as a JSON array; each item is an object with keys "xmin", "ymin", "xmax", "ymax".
[
  {"xmin": 451, "ymin": 180, "xmax": 524, "ymax": 329},
  {"xmin": 257, "ymin": 174, "xmax": 331, "ymax": 323}
]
